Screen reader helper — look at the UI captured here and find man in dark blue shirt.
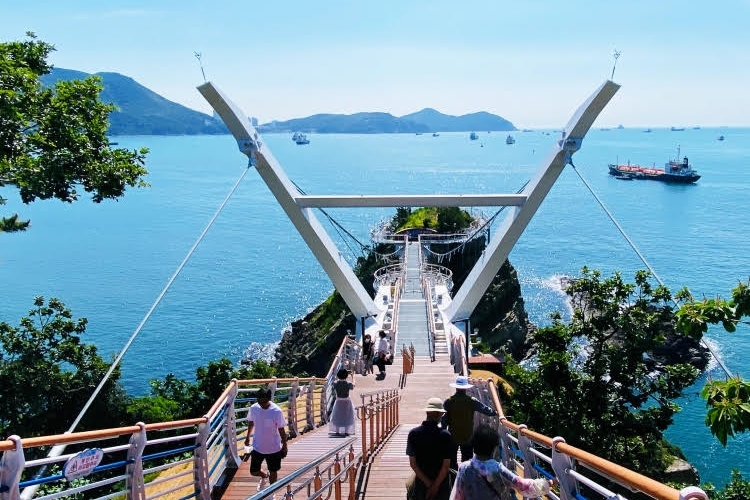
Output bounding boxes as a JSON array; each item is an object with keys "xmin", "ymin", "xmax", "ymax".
[{"xmin": 406, "ymin": 397, "xmax": 454, "ymax": 500}]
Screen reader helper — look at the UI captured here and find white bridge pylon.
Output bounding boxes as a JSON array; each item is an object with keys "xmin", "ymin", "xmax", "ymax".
[{"xmin": 197, "ymin": 80, "xmax": 619, "ymax": 331}]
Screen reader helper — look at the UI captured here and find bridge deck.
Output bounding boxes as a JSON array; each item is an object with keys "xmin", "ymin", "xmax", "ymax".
[{"xmin": 220, "ymin": 353, "xmax": 456, "ymax": 500}]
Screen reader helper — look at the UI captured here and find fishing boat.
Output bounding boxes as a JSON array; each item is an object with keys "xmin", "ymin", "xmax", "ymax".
[
  {"xmin": 608, "ymin": 146, "xmax": 700, "ymax": 183},
  {"xmin": 469, "ymin": 132, "xmax": 479, "ymax": 140},
  {"xmin": 505, "ymin": 134, "xmax": 515, "ymax": 144},
  {"xmin": 292, "ymin": 131, "xmax": 310, "ymax": 145}
]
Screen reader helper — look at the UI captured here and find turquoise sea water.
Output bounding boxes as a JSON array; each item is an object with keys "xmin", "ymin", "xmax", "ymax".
[{"xmin": 2, "ymin": 127, "xmax": 749, "ymax": 485}]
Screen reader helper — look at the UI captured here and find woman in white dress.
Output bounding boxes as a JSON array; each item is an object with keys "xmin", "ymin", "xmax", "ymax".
[{"xmin": 329, "ymin": 368, "xmax": 356, "ymax": 436}]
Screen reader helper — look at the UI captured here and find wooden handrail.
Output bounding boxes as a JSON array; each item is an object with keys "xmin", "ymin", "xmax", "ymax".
[
  {"xmin": 484, "ymin": 379, "xmax": 701, "ymax": 500},
  {"xmin": 0, "ymin": 418, "xmax": 207, "ymax": 451}
]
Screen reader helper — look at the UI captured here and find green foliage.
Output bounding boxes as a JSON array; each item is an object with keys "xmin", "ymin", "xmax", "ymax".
[
  {"xmin": 396, "ymin": 206, "xmax": 438, "ymax": 231},
  {"xmin": 704, "ymin": 470, "xmax": 750, "ymax": 500},
  {"xmin": 0, "ymin": 33, "xmax": 149, "ymax": 231},
  {"xmin": 392, "ymin": 207, "xmax": 412, "ymax": 230},
  {"xmin": 502, "ymin": 269, "xmax": 699, "ymax": 480},
  {"xmin": 391, "ymin": 206, "xmax": 472, "ymax": 233},
  {"xmin": 675, "ymin": 279, "xmax": 750, "ymax": 444},
  {"xmin": 435, "ymin": 206, "xmax": 472, "ymax": 233},
  {"xmin": 0, "ymin": 297, "xmax": 127, "ymax": 437},
  {"xmin": 235, "ymin": 359, "xmax": 276, "ymax": 380},
  {"xmin": 701, "ymin": 377, "xmax": 750, "ymax": 446}
]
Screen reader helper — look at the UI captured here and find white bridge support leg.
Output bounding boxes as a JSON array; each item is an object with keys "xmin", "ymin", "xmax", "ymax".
[
  {"xmin": 444, "ymin": 80, "xmax": 620, "ymax": 323},
  {"xmin": 197, "ymin": 83, "xmax": 379, "ymax": 321},
  {"xmin": 198, "ymin": 80, "xmax": 619, "ymax": 329}
]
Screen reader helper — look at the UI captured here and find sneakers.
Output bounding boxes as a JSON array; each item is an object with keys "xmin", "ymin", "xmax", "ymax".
[{"xmin": 257, "ymin": 476, "xmax": 268, "ymax": 491}]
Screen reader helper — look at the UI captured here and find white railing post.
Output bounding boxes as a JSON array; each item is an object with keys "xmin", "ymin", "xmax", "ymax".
[
  {"xmin": 306, "ymin": 379, "xmax": 317, "ymax": 431},
  {"xmin": 125, "ymin": 423, "xmax": 147, "ymax": 500},
  {"xmin": 498, "ymin": 420, "xmax": 514, "ymax": 469},
  {"xmin": 516, "ymin": 425, "xmax": 537, "ymax": 480},
  {"xmin": 224, "ymin": 379, "xmax": 240, "ymax": 467},
  {"xmin": 551, "ymin": 437, "xmax": 577, "ymax": 500},
  {"xmin": 320, "ymin": 378, "xmax": 329, "ymax": 425},
  {"xmin": 194, "ymin": 422, "xmax": 211, "ymax": 500},
  {"xmin": 0, "ymin": 436, "xmax": 24, "ymax": 500},
  {"xmin": 288, "ymin": 379, "xmax": 299, "ymax": 438}
]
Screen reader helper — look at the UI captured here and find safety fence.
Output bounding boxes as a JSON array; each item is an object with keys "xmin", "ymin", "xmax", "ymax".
[
  {"xmin": 0, "ymin": 377, "xmax": 326, "ymax": 500},
  {"xmin": 446, "ymin": 338, "xmax": 709, "ymax": 500}
]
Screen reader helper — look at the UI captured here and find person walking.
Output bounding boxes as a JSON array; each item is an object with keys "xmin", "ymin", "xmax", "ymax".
[
  {"xmin": 442, "ymin": 375, "xmax": 498, "ymax": 469},
  {"xmin": 329, "ymin": 368, "xmax": 356, "ymax": 436},
  {"xmin": 406, "ymin": 397, "xmax": 454, "ymax": 500},
  {"xmin": 244, "ymin": 388, "xmax": 288, "ymax": 495},
  {"xmin": 449, "ymin": 425, "xmax": 553, "ymax": 500},
  {"xmin": 374, "ymin": 330, "xmax": 390, "ymax": 380},
  {"xmin": 362, "ymin": 333, "xmax": 374, "ymax": 375}
]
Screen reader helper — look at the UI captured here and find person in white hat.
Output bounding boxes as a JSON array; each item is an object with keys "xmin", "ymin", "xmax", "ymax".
[
  {"xmin": 442, "ymin": 376, "xmax": 498, "ymax": 469},
  {"xmin": 406, "ymin": 397, "xmax": 454, "ymax": 500}
]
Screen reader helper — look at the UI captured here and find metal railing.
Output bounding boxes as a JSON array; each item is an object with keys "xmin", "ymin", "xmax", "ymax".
[
  {"xmin": 443, "ymin": 325, "xmax": 708, "ymax": 500},
  {"xmin": 357, "ymin": 389, "xmax": 400, "ymax": 463},
  {"xmin": 246, "ymin": 439, "xmax": 358, "ymax": 500},
  {"xmin": 0, "ymin": 377, "xmax": 327, "ymax": 500},
  {"xmin": 372, "ymin": 264, "xmax": 404, "ymax": 292}
]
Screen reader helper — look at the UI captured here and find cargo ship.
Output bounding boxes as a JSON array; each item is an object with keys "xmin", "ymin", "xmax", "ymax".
[{"xmin": 608, "ymin": 146, "xmax": 700, "ymax": 183}]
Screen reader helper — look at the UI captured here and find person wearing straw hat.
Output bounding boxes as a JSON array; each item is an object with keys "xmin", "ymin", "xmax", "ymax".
[
  {"xmin": 406, "ymin": 397, "xmax": 454, "ymax": 500},
  {"xmin": 442, "ymin": 375, "xmax": 498, "ymax": 469}
]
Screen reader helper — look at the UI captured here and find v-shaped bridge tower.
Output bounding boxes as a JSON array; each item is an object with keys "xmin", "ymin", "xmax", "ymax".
[{"xmin": 198, "ymin": 80, "xmax": 619, "ymax": 335}]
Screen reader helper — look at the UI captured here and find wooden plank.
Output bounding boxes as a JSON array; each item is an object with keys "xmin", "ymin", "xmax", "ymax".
[{"xmin": 221, "ymin": 354, "xmax": 458, "ymax": 500}]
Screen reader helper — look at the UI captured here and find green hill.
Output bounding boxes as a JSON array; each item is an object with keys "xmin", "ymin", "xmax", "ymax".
[
  {"xmin": 400, "ymin": 108, "xmax": 515, "ymax": 132},
  {"xmin": 41, "ymin": 68, "xmax": 516, "ymax": 135},
  {"xmin": 40, "ymin": 68, "xmax": 227, "ymax": 136},
  {"xmin": 260, "ymin": 108, "xmax": 516, "ymax": 134}
]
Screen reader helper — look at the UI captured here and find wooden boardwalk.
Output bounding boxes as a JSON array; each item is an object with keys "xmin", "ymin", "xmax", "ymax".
[{"xmin": 220, "ymin": 352, "xmax": 457, "ymax": 500}]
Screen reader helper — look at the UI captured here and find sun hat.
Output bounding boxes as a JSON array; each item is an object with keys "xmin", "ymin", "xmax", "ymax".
[
  {"xmin": 423, "ymin": 397, "xmax": 446, "ymax": 413},
  {"xmin": 449, "ymin": 375, "xmax": 474, "ymax": 389}
]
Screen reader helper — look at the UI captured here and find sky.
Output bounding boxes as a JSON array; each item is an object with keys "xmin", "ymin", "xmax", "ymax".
[{"xmin": 3, "ymin": 0, "xmax": 749, "ymax": 128}]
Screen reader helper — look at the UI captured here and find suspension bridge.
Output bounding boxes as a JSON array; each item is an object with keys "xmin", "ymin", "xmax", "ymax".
[{"xmin": 0, "ymin": 80, "xmax": 711, "ymax": 500}]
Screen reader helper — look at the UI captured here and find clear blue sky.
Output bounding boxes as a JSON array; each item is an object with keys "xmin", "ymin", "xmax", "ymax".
[{"xmin": 3, "ymin": 0, "xmax": 749, "ymax": 127}]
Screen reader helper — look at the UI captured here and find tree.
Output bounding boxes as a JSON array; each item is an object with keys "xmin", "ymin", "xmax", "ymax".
[
  {"xmin": 0, "ymin": 297, "xmax": 127, "ymax": 438},
  {"xmin": 436, "ymin": 206, "xmax": 472, "ymax": 233},
  {"xmin": 500, "ymin": 268, "xmax": 701, "ymax": 480},
  {"xmin": 675, "ymin": 280, "xmax": 750, "ymax": 445},
  {"xmin": 0, "ymin": 32, "xmax": 148, "ymax": 232}
]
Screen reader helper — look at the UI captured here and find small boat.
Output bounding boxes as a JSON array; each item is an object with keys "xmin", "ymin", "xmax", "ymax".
[
  {"xmin": 615, "ymin": 173, "xmax": 634, "ymax": 181},
  {"xmin": 670, "ymin": 126, "xmax": 685, "ymax": 131},
  {"xmin": 643, "ymin": 128, "xmax": 652, "ymax": 133},
  {"xmin": 292, "ymin": 131, "xmax": 310, "ymax": 145},
  {"xmin": 469, "ymin": 132, "xmax": 479, "ymax": 140},
  {"xmin": 415, "ymin": 132, "xmax": 423, "ymax": 135},
  {"xmin": 608, "ymin": 146, "xmax": 700, "ymax": 184},
  {"xmin": 432, "ymin": 133, "xmax": 440, "ymax": 137},
  {"xmin": 505, "ymin": 134, "xmax": 515, "ymax": 145},
  {"xmin": 718, "ymin": 135, "xmax": 725, "ymax": 141}
]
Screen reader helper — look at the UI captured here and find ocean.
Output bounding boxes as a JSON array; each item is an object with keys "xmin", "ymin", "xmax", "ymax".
[{"xmin": 1, "ymin": 126, "xmax": 749, "ymax": 486}]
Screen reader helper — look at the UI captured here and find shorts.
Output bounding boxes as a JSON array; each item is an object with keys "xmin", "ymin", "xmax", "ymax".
[{"xmin": 249, "ymin": 449, "xmax": 283, "ymax": 473}]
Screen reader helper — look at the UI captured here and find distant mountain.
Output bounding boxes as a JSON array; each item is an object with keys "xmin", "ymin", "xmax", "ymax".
[
  {"xmin": 400, "ymin": 108, "xmax": 516, "ymax": 132},
  {"xmin": 260, "ymin": 112, "xmax": 429, "ymax": 134},
  {"xmin": 260, "ymin": 108, "xmax": 516, "ymax": 134},
  {"xmin": 40, "ymin": 68, "xmax": 516, "ymax": 135},
  {"xmin": 40, "ymin": 68, "xmax": 226, "ymax": 136}
]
